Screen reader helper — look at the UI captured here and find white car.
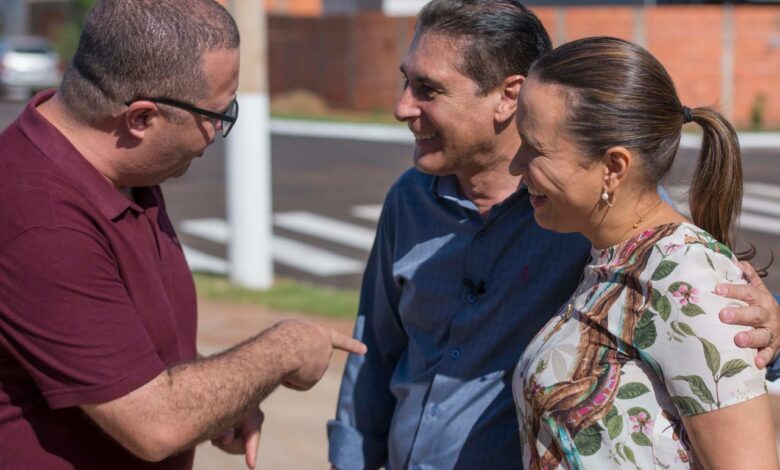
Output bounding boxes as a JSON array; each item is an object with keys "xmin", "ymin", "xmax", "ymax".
[{"xmin": 0, "ymin": 36, "xmax": 62, "ymax": 100}]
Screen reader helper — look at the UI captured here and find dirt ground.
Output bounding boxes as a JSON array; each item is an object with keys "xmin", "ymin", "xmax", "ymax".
[{"xmin": 192, "ymin": 298, "xmax": 780, "ymax": 470}]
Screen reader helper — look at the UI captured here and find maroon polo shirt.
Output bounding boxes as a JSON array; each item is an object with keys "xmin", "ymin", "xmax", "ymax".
[{"xmin": 0, "ymin": 91, "xmax": 198, "ymax": 469}]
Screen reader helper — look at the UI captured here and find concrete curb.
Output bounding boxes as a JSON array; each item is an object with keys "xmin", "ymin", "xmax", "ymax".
[{"xmin": 271, "ymin": 118, "xmax": 780, "ymax": 150}]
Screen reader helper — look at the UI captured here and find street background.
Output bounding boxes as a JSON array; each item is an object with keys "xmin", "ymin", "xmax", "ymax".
[
  {"xmin": 2, "ymin": 0, "xmax": 780, "ymax": 467},
  {"xmin": 2, "ymin": 99, "xmax": 780, "ymax": 468}
]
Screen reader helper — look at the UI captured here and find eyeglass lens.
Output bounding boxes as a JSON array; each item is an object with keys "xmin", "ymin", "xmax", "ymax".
[{"xmin": 222, "ymin": 100, "xmax": 239, "ymax": 137}]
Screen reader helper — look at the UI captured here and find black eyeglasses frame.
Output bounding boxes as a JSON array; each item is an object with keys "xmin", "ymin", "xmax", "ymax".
[{"xmin": 124, "ymin": 97, "xmax": 239, "ymax": 137}]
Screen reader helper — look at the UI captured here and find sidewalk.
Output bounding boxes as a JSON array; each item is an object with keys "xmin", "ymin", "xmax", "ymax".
[
  {"xmin": 193, "ymin": 299, "xmax": 354, "ymax": 470},
  {"xmin": 193, "ymin": 298, "xmax": 780, "ymax": 469}
]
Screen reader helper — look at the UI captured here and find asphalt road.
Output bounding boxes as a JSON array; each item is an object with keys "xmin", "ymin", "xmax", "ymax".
[{"xmin": 1, "ymin": 100, "xmax": 778, "ymax": 292}]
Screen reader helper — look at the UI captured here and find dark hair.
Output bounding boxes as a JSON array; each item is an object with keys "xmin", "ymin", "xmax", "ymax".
[
  {"xmin": 415, "ymin": 0, "xmax": 551, "ymax": 95},
  {"xmin": 529, "ymin": 36, "xmax": 746, "ymax": 258},
  {"xmin": 59, "ymin": 0, "xmax": 240, "ymax": 123}
]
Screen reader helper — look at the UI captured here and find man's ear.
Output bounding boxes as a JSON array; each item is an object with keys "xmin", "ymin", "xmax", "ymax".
[
  {"xmin": 602, "ymin": 146, "xmax": 633, "ymax": 193},
  {"xmin": 124, "ymin": 101, "xmax": 161, "ymax": 140},
  {"xmin": 495, "ymin": 74, "xmax": 524, "ymax": 123}
]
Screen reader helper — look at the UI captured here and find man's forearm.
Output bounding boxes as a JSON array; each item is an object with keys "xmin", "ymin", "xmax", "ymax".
[{"xmin": 84, "ymin": 322, "xmax": 303, "ymax": 461}]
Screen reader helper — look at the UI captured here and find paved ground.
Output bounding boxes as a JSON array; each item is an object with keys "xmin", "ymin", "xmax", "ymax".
[
  {"xmin": 193, "ymin": 299, "xmax": 354, "ymax": 470},
  {"xmin": 193, "ymin": 298, "xmax": 780, "ymax": 469}
]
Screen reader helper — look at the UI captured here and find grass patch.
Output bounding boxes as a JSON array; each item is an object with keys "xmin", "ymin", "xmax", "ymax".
[{"xmin": 193, "ymin": 273, "xmax": 359, "ymax": 319}]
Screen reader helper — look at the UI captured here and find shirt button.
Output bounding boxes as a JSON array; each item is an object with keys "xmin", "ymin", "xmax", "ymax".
[
  {"xmin": 451, "ymin": 348, "xmax": 461, "ymax": 360},
  {"xmin": 429, "ymin": 404, "xmax": 438, "ymax": 417},
  {"xmin": 477, "ymin": 230, "xmax": 486, "ymax": 241},
  {"xmin": 467, "ymin": 293, "xmax": 476, "ymax": 303}
]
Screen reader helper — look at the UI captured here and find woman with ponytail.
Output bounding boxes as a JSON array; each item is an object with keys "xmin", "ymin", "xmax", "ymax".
[{"xmin": 510, "ymin": 36, "xmax": 778, "ymax": 469}]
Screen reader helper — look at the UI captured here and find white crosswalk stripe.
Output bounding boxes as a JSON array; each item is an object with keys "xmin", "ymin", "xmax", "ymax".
[
  {"xmin": 180, "ymin": 182, "xmax": 780, "ymax": 278},
  {"xmin": 668, "ymin": 182, "xmax": 780, "ymax": 235},
  {"xmin": 179, "ymin": 211, "xmax": 376, "ymax": 277},
  {"xmin": 273, "ymin": 211, "xmax": 376, "ymax": 250}
]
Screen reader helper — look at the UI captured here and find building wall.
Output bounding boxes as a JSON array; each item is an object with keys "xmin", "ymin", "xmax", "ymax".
[{"xmin": 269, "ymin": 5, "xmax": 780, "ymax": 128}]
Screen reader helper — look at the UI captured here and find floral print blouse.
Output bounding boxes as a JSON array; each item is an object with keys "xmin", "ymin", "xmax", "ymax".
[{"xmin": 512, "ymin": 223, "xmax": 766, "ymax": 469}]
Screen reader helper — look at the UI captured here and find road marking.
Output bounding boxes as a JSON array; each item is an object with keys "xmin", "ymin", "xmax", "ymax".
[
  {"xmin": 182, "ymin": 245, "xmax": 229, "ymax": 275},
  {"xmin": 274, "ymin": 211, "xmax": 376, "ymax": 250},
  {"xmin": 745, "ymin": 182, "xmax": 780, "ymax": 202},
  {"xmin": 271, "ymin": 236, "xmax": 364, "ymax": 276},
  {"xmin": 180, "ymin": 218, "xmax": 229, "ymax": 244},
  {"xmin": 743, "ymin": 195, "xmax": 780, "ymax": 217},
  {"xmin": 179, "ymin": 214, "xmax": 371, "ymax": 277},
  {"xmin": 350, "ymin": 204, "xmax": 383, "ymax": 222},
  {"xmin": 271, "ymin": 119, "xmax": 412, "ymax": 144}
]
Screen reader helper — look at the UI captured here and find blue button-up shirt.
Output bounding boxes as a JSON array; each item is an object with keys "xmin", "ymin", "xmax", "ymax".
[{"xmin": 328, "ymin": 169, "xmax": 592, "ymax": 469}]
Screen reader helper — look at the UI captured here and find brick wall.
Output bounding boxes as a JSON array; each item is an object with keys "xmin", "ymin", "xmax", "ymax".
[{"xmin": 269, "ymin": 5, "xmax": 780, "ymax": 128}]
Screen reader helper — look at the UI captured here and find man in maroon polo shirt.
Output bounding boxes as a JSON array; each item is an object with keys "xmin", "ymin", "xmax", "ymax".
[{"xmin": 0, "ymin": 1, "xmax": 365, "ymax": 468}]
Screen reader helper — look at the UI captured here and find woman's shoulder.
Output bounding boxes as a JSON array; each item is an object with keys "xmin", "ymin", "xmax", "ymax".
[{"xmin": 647, "ymin": 222, "xmax": 743, "ymax": 283}]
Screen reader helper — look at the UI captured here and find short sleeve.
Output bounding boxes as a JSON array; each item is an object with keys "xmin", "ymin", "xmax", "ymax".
[
  {"xmin": 0, "ymin": 227, "xmax": 166, "ymax": 408},
  {"xmin": 640, "ymin": 238, "xmax": 766, "ymax": 416}
]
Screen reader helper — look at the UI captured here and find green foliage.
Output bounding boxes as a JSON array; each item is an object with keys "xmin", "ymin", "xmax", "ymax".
[
  {"xmin": 193, "ymin": 273, "xmax": 359, "ymax": 319},
  {"xmin": 750, "ymin": 93, "xmax": 767, "ymax": 131}
]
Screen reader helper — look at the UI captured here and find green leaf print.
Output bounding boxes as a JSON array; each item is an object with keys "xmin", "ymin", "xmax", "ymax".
[
  {"xmin": 670, "ymin": 321, "xmax": 685, "ymax": 337},
  {"xmin": 698, "ymin": 337, "xmax": 721, "ymax": 376},
  {"xmin": 573, "ymin": 423, "xmax": 602, "ymax": 456},
  {"xmin": 671, "ymin": 375, "xmax": 716, "ymax": 405},
  {"xmin": 652, "ymin": 261, "xmax": 679, "ymax": 281},
  {"xmin": 652, "ymin": 288, "xmax": 672, "ymax": 321},
  {"xmin": 672, "ymin": 396, "xmax": 707, "ymax": 415},
  {"xmin": 535, "ymin": 359, "xmax": 547, "ymax": 374},
  {"xmin": 720, "ymin": 359, "xmax": 750, "ymax": 378},
  {"xmin": 634, "ymin": 311, "xmax": 657, "ymax": 349},
  {"xmin": 623, "ymin": 445, "xmax": 637, "ymax": 464},
  {"xmin": 617, "ymin": 383, "xmax": 651, "ymax": 400},
  {"xmin": 631, "ymin": 432, "xmax": 652, "ymax": 447},
  {"xmin": 677, "ymin": 322, "xmax": 696, "ymax": 336},
  {"xmin": 681, "ymin": 303, "xmax": 706, "ymax": 317},
  {"xmin": 603, "ymin": 406, "xmax": 623, "ymax": 439},
  {"xmin": 668, "ymin": 281, "xmax": 686, "ymax": 293},
  {"xmin": 705, "ymin": 252, "xmax": 716, "ymax": 271}
]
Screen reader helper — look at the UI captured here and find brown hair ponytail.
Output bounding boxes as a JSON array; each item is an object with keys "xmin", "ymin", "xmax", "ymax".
[{"xmin": 688, "ymin": 107, "xmax": 742, "ymax": 251}]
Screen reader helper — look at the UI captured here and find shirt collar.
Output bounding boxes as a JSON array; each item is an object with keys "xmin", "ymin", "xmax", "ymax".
[
  {"xmin": 430, "ymin": 173, "xmax": 529, "ymax": 212},
  {"xmin": 17, "ymin": 90, "xmax": 137, "ymax": 220}
]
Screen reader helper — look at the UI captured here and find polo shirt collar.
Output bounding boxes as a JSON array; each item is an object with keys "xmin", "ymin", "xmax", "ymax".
[
  {"xmin": 17, "ymin": 90, "xmax": 136, "ymax": 220},
  {"xmin": 430, "ymin": 173, "xmax": 529, "ymax": 212}
]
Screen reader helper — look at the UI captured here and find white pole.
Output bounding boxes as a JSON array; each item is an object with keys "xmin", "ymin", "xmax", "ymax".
[{"xmin": 226, "ymin": 0, "xmax": 273, "ymax": 289}]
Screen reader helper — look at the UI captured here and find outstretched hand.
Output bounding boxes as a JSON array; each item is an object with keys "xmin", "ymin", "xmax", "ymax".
[
  {"xmin": 717, "ymin": 261, "xmax": 780, "ymax": 369},
  {"xmin": 211, "ymin": 408, "xmax": 265, "ymax": 469},
  {"xmin": 270, "ymin": 320, "xmax": 366, "ymax": 391}
]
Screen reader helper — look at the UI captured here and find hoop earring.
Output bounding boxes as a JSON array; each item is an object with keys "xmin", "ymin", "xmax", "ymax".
[{"xmin": 601, "ymin": 190, "xmax": 615, "ymax": 208}]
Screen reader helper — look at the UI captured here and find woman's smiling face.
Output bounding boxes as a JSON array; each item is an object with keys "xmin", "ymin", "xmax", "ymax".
[{"xmin": 509, "ymin": 78, "xmax": 606, "ymax": 234}]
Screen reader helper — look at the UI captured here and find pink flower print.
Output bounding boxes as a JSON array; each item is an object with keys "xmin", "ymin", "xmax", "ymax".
[
  {"xmin": 639, "ymin": 229, "xmax": 656, "ymax": 241},
  {"xmin": 630, "ymin": 411, "xmax": 654, "ymax": 434},
  {"xmin": 617, "ymin": 242, "xmax": 637, "ymax": 264},
  {"xmin": 672, "ymin": 284, "xmax": 700, "ymax": 306},
  {"xmin": 676, "ymin": 448, "xmax": 690, "ymax": 463},
  {"xmin": 663, "ymin": 243, "xmax": 683, "ymax": 255}
]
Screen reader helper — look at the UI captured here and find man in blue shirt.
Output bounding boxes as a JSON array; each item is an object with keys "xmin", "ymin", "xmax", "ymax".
[{"xmin": 328, "ymin": 1, "xmax": 780, "ymax": 468}]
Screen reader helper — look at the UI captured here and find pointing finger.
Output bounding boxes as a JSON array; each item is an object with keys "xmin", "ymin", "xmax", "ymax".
[{"xmin": 329, "ymin": 330, "xmax": 367, "ymax": 355}]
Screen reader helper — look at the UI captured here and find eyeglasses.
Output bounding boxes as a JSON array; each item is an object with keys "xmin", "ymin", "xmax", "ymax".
[{"xmin": 125, "ymin": 97, "xmax": 239, "ymax": 137}]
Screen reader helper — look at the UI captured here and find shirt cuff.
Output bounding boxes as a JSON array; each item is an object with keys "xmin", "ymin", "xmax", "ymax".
[{"xmin": 327, "ymin": 419, "xmax": 386, "ymax": 470}]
